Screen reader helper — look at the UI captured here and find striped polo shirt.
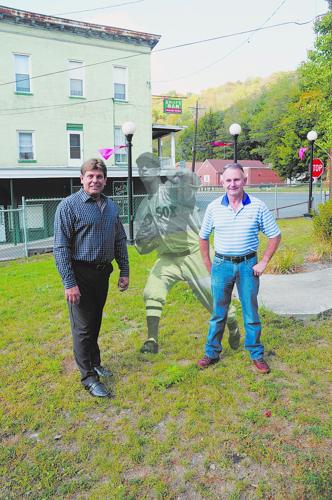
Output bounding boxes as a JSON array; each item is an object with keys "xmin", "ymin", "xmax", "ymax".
[{"xmin": 199, "ymin": 192, "xmax": 280, "ymax": 256}]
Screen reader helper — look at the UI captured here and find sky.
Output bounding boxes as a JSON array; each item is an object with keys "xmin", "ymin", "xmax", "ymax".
[{"xmin": 2, "ymin": 0, "xmax": 328, "ymax": 94}]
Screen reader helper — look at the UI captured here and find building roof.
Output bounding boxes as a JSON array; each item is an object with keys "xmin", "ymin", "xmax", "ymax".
[
  {"xmin": 198, "ymin": 159, "xmax": 268, "ymax": 173},
  {"xmin": 0, "ymin": 5, "xmax": 160, "ymax": 48},
  {"xmin": 152, "ymin": 124, "xmax": 184, "ymax": 140}
]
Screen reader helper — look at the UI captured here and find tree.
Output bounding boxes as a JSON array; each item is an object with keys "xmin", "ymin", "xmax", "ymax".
[
  {"xmin": 177, "ymin": 110, "xmax": 226, "ymax": 162},
  {"xmin": 298, "ymin": 12, "xmax": 332, "ymax": 155}
]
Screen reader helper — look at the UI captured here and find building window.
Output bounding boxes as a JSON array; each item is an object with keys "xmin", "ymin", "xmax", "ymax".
[
  {"xmin": 114, "ymin": 127, "xmax": 127, "ymax": 164},
  {"xmin": 18, "ymin": 131, "xmax": 34, "ymax": 160},
  {"xmin": 69, "ymin": 134, "xmax": 81, "ymax": 158},
  {"xmin": 14, "ymin": 54, "xmax": 31, "ymax": 93},
  {"xmin": 203, "ymin": 175, "xmax": 210, "ymax": 183},
  {"xmin": 67, "ymin": 130, "xmax": 83, "ymax": 166},
  {"xmin": 113, "ymin": 66, "xmax": 127, "ymax": 101},
  {"xmin": 69, "ymin": 60, "xmax": 84, "ymax": 97}
]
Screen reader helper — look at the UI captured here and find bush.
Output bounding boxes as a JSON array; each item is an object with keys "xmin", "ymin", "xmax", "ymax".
[
  {"xmin": 313, "ymin": 198, "xmax": 332, "ymax": 242},
  {"xmin": 266, "ymin": 247, "xmax": 302, "ymax": 274}
]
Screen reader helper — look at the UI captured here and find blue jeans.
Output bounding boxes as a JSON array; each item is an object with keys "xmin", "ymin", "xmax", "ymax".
[{"xmin": 205, "ymin": 255, "xmax": 263, "ymax": 360}]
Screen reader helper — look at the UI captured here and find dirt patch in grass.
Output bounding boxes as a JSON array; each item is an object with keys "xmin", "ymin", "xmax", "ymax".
[{"xmin": 62, "ymin": 356, "xmax": 76, "ymax": 375}]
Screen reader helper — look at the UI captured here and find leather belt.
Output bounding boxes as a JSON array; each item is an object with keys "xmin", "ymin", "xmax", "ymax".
[
  {"xmin": 214, "ymin": 251, "xmax": 256, "ymax": 264},
  {"xmin": 72, "ymin": 260, "xmax": 112, "ymax": 270}
]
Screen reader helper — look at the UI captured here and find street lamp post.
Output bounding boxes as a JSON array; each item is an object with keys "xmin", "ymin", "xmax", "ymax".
[
  {"xmin": 306, "ymin": 130, "xmax": 318, "ymax": 217},
  {"xmin": 229, "ymin": 123, "xmax": 242, "ymax": 163},
  {"xmin": 122, "ymin": 121, "xmax": 136, "ymax": 244}
]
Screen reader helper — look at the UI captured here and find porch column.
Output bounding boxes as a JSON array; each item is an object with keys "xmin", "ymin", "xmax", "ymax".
[
  {"xmin": 171, "ymin": 132, "xmax": 176, "ymax": 167},
  {"xmin": 158, "ymin": 137, "xmax": 162, "ymax": 159}
]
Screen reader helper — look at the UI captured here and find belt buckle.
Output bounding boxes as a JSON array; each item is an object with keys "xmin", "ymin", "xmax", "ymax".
[{"xmin": 233, "ymin": 256, "xmax": 241, "ymax": 264}]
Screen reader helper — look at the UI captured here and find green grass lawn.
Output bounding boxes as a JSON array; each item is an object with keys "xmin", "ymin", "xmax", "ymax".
[{"xmin": 0, "ymin": 218, "xmax": 331, "ymax": 499}]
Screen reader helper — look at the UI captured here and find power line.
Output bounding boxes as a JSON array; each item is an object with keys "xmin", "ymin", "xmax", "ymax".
[
  {"xmin": 0, "ymin": 49, "xmax": 143, "ymax": 87},
  {"xmin": 155, "ymin": 17, "xmax": 316, "ymax": 54},
  {"xmin": 54, "ymin": 0, "xmax": 144, "ymax": 16},
  {"xmin": 0, "ymin": 14, "xmax": 323, "ymax": 89},
  {"xmin": 0, "ymin": 97, "xmax": 113, "ymax": 117},
  {"xmin": 0, "ymin": 96, "xmax": 152, "ymax": 117},
  {"xmin": 154, "ymin": 0, "xmax": 289, "ymax": 84}
]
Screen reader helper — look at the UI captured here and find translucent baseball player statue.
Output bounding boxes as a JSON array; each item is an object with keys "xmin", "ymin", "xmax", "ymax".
[{"xmin": 135, "ymin": 152, "xmax": 240, "ymax": 354}]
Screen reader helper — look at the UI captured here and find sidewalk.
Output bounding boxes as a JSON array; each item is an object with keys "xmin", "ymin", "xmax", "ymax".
[{"xmin": 258, "ymin": 266, "xmax": 332, "ymax": 319}]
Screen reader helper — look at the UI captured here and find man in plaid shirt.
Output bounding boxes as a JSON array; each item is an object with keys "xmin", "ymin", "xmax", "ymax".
[{"xmin": 54, "ymin": 158, "xmax": 129, "ymax": 398}]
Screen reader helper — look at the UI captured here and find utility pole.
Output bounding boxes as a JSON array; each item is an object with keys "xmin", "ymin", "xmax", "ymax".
[
  {"xmin": 189, "ymin": 101, "xmax": 205, "ymax": 172},
  {"xmin": 192, "ymin": 101, "xmax": 199, "ymax": 173},
  {"xmin": 328, "ymin": 148, "xmax": 332, "ymax": 200}
]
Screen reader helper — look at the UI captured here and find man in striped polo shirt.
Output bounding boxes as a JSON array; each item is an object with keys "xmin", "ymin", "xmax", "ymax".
[{"xmin": 198, "ymin": 163, "xmax": 281, "ymax": 373}]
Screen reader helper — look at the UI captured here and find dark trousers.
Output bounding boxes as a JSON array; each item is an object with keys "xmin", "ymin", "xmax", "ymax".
[{"xmin": 68, "ymin": 262, "xmax": 112, "ymax": 382}]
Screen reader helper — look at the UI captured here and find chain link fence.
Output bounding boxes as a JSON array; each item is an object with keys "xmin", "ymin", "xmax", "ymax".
[
  {"xmin": 0, "ymin": 183, "xmax": 328, "ymax": 262},
  {"xmin": 197, "ymin": 182, "xmax": 328, "ymax": 219},
  {"xmin": 0, "ymin": 195, "xmax": 146, "ymax": 261}
]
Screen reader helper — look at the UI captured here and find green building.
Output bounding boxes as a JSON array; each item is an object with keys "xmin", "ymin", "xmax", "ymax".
[
  {"xmin": 0, "ymin": 5, "xmax": 162, "ymax": 244},
  {"xmin": 0, "ymin": 7, "xmax": 160, "ymax": 199}
]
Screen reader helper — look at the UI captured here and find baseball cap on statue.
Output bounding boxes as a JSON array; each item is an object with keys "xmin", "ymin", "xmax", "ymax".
[{"xmin": 136, "ymin": 152, "xmax": 161, "ymax": 172}]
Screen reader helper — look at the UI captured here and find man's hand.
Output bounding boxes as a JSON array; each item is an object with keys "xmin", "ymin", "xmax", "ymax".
[
  {"xmin": 65, "ymin": 285, "xmax": 81, "ymax": 304},
  {"xmin": 253, "ymin": 260, "xmax": 268, "ymax": 277},
  {"xmin": 118, "ymin": 276, "xmax": 129, "ymax": 292},
  {"xmin": 253, "ymin": 234, "xmax": 281, "ymax": 276}
]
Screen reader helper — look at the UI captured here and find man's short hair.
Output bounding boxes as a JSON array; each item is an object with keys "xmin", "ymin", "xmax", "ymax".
[
  {"xmin": 136, "ymin": 152, "xmax": 160, "ymax": 170},
  {"xmin": 81, "ymin": 158, "xmax": 107, "ymax": 177},
  {"xmin": 223, "ymin": 163, "xmax": 244, "ymax": 172}
]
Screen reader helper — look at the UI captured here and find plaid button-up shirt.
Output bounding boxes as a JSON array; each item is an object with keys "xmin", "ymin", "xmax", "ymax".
[{"xmin": 54, "ymin": 189, "xmax": 129, "ymax": 288}]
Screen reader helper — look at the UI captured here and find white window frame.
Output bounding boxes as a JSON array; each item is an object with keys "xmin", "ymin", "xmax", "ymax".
[
  {"xmin": 67, "ymin": 131, "xmax": 83, "ymax": 166},
  {"xmin": 203, "ymin": 174, "xmax": 210, "ymax": 183},
  {"xmin": 113, "ymin": 65, "xmax": 128, "ymax": 101},
  {"xmin": 114, "ymin": 126, "xmax": 127, "ymax": 164},
  {"xmin": 68, "ymin": 60, "xmax": 85, "ymax": 97},
  {"xmin": 13, "ymin": 53, "xmax": 32, "ymax": 93},
  {"xmin": 17, "ymin": 130, "xmax": 35, "ymax": 160}
]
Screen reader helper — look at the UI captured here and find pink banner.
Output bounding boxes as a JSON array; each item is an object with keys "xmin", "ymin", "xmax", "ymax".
[
  {"xmin": 298, "ymin": 147, "xmax": 308, "ymax": 161},
  {"xmin": 210, "ymin": 141, "xmax": 233, "ymax": 147},
  {"xmin": 98, "ymin": 145, "xmax": 126, "ymax": 160}
]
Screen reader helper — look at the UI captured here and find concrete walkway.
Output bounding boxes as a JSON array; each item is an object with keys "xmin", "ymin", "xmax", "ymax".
[{"xmin": 258, "ymin": 266, "xmax": 332, "ymax": 319}]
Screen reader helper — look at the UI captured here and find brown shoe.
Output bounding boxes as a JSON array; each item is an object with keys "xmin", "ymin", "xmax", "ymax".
[
  {"xmin": 197, "ymin": 355, "xmax": 220, "ymax": 369},
  {"xmin": 252, "ymin": 358, "xmax": 270, "ymax": 374}
]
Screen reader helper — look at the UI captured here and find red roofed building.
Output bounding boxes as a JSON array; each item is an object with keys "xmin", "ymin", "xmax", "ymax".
[{"xmin": 196, "ymin": 159, "xmax": 283, "ymax": 186}]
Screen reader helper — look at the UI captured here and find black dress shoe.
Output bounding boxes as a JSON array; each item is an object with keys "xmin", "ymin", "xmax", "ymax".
[
  {"xmin": 93, "ymin": 365, "xmax": 113, "ymax": 377},
  {"xmin": 83, "ymin": 376, "xmax": 112, "ymax": 398}
]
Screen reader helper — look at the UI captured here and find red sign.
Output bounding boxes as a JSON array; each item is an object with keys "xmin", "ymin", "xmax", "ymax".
[{"xmin": 311, "ymin": 158, "xmax": 324, "ymax": 178}]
